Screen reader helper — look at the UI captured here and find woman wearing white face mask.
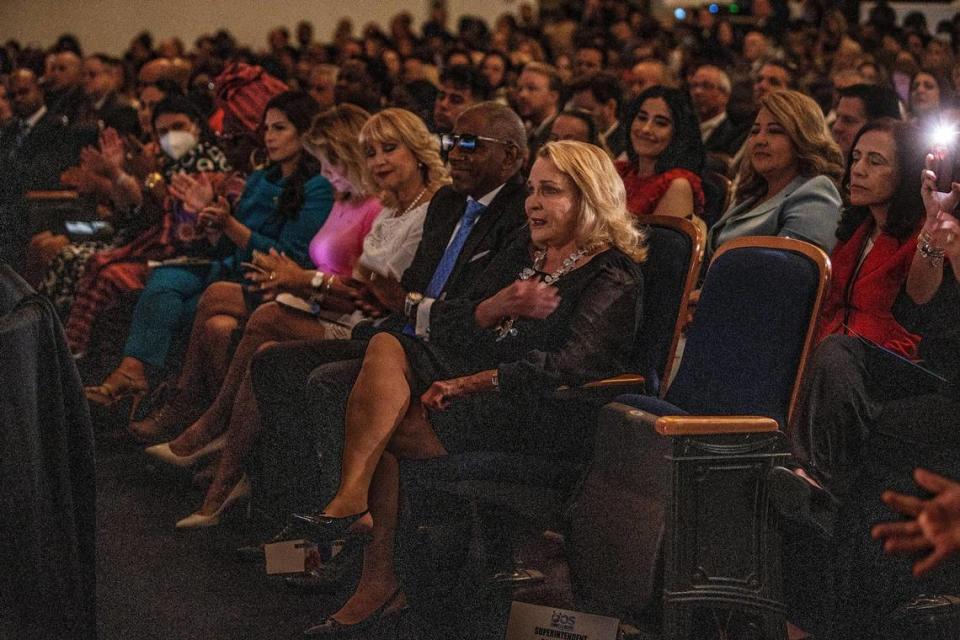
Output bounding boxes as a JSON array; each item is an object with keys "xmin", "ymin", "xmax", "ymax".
[
  {"xmin": 84, "ymin": 91, "xmax": 332, "ymax": 418},
  {"xmin": 48, "ymin": 95, "xmax": 245, "ymax": 357}
]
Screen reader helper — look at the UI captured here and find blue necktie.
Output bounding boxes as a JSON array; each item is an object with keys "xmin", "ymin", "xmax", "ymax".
[{"xmin": 404, "ymin": 197, "xmax": 485, "ymax": 335}]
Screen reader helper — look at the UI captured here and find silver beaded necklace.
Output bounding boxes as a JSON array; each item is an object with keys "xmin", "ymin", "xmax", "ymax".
[{"xmin": 494, "ymin": 246, "xmax": 589, "ymax": 341}]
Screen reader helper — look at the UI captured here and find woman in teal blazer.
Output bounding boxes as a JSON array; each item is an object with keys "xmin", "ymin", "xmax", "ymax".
[{"xmin": 85, "ymin": 91, "xmax": 332, "ymax": 408}]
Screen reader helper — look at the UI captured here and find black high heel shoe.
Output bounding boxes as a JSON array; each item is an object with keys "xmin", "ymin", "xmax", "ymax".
[
  {"xmin": 291, "ymin": 510, "xmax": 371, "ymax": 544},
  {"xmin": 303, "ymin": 588, "xmax": 405, "ymax": 637}
]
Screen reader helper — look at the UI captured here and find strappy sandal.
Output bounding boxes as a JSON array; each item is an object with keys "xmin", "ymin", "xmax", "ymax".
[{"xmin": 84, "ymin": 370, "xmax": 149, "ymax": 415}]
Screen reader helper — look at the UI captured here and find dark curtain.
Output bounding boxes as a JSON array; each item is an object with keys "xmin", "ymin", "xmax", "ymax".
[{"xmin": 0, "ymin": 264, "xmax": 96, "ymax": 639}]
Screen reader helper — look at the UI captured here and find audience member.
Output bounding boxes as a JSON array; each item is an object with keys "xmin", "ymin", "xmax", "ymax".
[
  {"xmin": 815, "ymin": 119, "xmax": 925, "ymax": 352},
  {"xmin": 75, "ymin": 53, "xmax": 139, "ymax": 136},
  {"xmin": 625, "ymin": 58, "xmax": 669, "ymax": 101},
  {"xmin": 573, "ymin": 42, "xmax": 605, "ymax": 78},
  {"xmin": 84, "ymin": 90, "xmax": 329, "ymax": 410},
  {"xmin": 432, "ymin": 64, "xmax": 490, "ymax": 133},
  {"xmin": 44, "ymin": 50, "xmax": 85, "ymax": 122},
  {"xmin": 145, "ymin": 107, "xmax": 450, "ymax": 527},
  {"xmin": 689, "ymin": 64, "xmax": 750, "ymax": 159},
  {"xmin": 831, "ymin": 84, "xmax": 904, "ymax": 158},
  {"xmin": 547, "ymin": 108, "xmax": 599, "ymax": 145},
  {"xmin": 616, "ymin": 86, "xmax": 705, "ymax": 218},
  {"xmin": 0, "ymin": 68, "xmax": 91, "ymax": 268},
  {"xmin": 60, "ymin": 96, "xmax": 242, "ymax": 357},
  {"xmin": 753, "ymin": 59, "xmax": 794, "ymax": 106},
  {"xmin": 569, "ymin": 71, "xmax": 627, "ymax": 158},
  {"xmin": 248, "ymin": 101, "xmax": 528, "ymax": 521},
  {"xmin": 909, "ymin": 68, "xmax": 949, "ymax": 121},
  {"xmin": 709, "ymin": 90, "xmax": 843, "ymax": 257},
  {"xmin": 514, "ymin": 61, "xmax": 561, "ymax": 164},
  {"xmin": 290, "ymin": 140, "xmax": 645, "ymax": 635}
]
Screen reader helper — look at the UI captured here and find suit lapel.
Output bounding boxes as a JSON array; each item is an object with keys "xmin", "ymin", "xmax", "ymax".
[{"xmin": 446, "ymin": 180, "xmax": 522, "ymax": 288}]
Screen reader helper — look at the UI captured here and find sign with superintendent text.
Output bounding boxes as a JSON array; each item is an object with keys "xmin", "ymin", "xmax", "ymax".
[{"xmin": 505, "ymin": 602, "xmax": 620, "ymax": 640}]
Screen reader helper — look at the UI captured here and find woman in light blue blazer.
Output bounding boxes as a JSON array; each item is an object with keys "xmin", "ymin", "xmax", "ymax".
[{"xmin": 708, "ymin": 90, "xmax": 845, "ymax": 258}]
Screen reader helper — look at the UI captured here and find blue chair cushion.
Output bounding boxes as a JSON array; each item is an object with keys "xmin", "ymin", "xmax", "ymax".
[{"xmin": 613, "ymin": 394, "xmax": 690, "ymax": 417}]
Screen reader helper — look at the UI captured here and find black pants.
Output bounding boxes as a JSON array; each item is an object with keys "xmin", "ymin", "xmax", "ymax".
[
  {"xmin": 790, "ymin": 335, "xmax": 942, "ymax": 497},
  {"xmin": 249, "ymin": 338, "xmax": 366, "ymax": 518}
]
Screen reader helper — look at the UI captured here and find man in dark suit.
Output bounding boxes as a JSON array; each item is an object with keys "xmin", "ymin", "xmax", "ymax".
[
  {"xmin": 43, "ymin": 51, "xmax": 86, "ymax": 124},
  {"xmin": 245, "ymin": 102, "xmax": 530, "ymax": 544},
  {"xmin": 74, "ymin": 54, "xmax": 140, "ymax": 137},
  {"xmin": 570, "ymin": 72, "xmax": 628, "ymax": 159},
  {"xmin": 689, "ymin": 64, "xmax": 750, "ymax": 160},
  {"xmin": 0, "ymin": 68, "xmax": 91, "ymax": 269}
]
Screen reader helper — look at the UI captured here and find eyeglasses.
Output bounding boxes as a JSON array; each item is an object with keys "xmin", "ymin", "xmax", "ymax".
[{"xmin": 439, "ymin": 133, "xmax": 514, "ymax": 153}]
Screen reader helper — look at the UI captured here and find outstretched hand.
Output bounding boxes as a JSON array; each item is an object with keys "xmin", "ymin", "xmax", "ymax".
[{"xmin": 872, "ymin": 468, "xmax": 960, "ymax": 576}]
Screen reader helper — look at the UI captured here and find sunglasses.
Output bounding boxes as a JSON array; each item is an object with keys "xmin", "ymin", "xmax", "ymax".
[{"xmin": 439, "ymin": 133, "xmax": 514, "ymax": 153}]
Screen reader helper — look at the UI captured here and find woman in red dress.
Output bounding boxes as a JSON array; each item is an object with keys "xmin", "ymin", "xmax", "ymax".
[{"xmin": 615, "ymin": 85, "xmax": 706, "ymax": 219}]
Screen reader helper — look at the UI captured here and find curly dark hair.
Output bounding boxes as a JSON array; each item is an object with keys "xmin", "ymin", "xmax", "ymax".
[
  {"xmin": 837, "ymin": 118, "xmax": 924, "ymax": 242},
  {"xmin": 622, "ymin": 85, "xmax": 705, "ymax": 175}
]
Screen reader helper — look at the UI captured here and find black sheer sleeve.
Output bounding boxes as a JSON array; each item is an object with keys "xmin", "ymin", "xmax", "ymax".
[
  {"xmin": 497, "ymin": 255, "xmax": 643, "ymax": 405},
  {"xmin": 427, "ymin": 234, "xmax": 531, "ymax": 350}
]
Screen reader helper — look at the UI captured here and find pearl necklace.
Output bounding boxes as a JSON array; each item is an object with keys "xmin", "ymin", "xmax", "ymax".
[
  {"xmin": 396, "ymin": 186, "xmax": 428, "ymax": 217},
  {"xmin": 494, "ymin": 246, "xmax": 590, "ymax": 341}
]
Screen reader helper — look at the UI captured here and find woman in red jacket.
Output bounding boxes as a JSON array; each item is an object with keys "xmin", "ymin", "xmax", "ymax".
[{"xmin": 815, "ymin": 118, "xmax": 926, "ymax": 356}]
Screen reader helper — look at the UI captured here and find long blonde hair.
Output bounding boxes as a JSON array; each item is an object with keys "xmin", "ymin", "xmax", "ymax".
[
  {"xmin": 358, "ymin": 108, "xmax": 450, "ymax": 209},
  {"xmin": 303, "ymin": 104, "xmax": 375, "ymax": 197},
  {"xmin": 735, "ymin": 90, "xmax": 844, "ymax": 205},
  {"xmin": 537, "ymin": 141, "xmax": 647, "ymax": 262}
]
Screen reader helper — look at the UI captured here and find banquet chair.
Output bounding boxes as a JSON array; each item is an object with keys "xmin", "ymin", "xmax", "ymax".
[{"xmin": 609, "ymin": 236, "xmax": 831, "ymax": 639}]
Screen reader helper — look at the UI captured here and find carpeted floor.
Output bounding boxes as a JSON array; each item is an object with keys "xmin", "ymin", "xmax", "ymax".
[
  {"xmin": 92, "ymin": 410, "xmax": 525, "ymax": 640},
  {"xmin": 94, "ymin": 421, "xmax": 354, "ymax": 640}
]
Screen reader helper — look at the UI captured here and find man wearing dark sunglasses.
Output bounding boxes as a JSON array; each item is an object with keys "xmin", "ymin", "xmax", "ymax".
[{"xmin": 245, "ymin": 102, "xmax": 530, "ymax": 552}]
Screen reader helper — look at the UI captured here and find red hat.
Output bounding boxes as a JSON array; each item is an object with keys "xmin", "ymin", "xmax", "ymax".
[{"xmin": 214, "ymin": 62, "xmax": 288, "ymax": 133}]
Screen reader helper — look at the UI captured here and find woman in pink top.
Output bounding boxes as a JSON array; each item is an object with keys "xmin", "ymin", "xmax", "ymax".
[{"xmin": 143, "ymin": 107, "xmax": 450, "ymax": 528}]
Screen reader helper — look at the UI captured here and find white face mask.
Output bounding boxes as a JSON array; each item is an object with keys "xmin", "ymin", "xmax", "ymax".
[
  {"xmin": 159, "ymin": 130, "xmax": 199, "ymax": 161},
  {"xmin": 320, "ymin": 157, "xmax": 355, "ymax": 193}
]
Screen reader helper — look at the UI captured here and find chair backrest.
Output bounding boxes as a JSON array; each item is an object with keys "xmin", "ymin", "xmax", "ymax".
[
  {"xmin": 635, "ymin": 215, "xmax": 704, "ymax": 396},
  {"xmin": 664, "ymin": 236, "xmax": 830, "ymax": 427}
]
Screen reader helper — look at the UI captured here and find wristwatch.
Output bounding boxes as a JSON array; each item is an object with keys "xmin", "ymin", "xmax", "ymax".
[
  {"xmin": 311, "ymin": 271, "xmax": 326, "ymax": 289},
  {"xmin": 404, "ymin": 292, "xmax": 424, "ymax": 323}
]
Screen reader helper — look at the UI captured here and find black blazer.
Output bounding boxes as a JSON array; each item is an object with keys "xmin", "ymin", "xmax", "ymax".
[
  {"xmin": 704, "ymin": 114, "xmax": 750, "ymax": 158},
  {"xmin": 604, "ymin": 121, "xmax": 628, "ymax": 159},
  {"xmin": 0, "ymin": 110, "xmax": 93, "ymax": 204},
  {"xmin": 401, "ymin": 176, "xmax": 528, "ymax": 300},
  {"xmin": 75, "ymin": 93, "xmax": 140, "ymax": 138}
]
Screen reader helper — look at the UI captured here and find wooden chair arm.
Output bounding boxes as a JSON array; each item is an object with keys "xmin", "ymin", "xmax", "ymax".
[
  {"xmin": 25, "ymin": 190, "xmax": 79, "ymax": 201},
  {"xmin": 552, "ymin": 374, "xmax": 647, "ymax": 401},
  {"xmin": 653, "ymin": 415, "xmax": 780, "ymax": 436},
  {"xmin": 580, "ymin": 373, "xmax": 647, "ymax": 389}
]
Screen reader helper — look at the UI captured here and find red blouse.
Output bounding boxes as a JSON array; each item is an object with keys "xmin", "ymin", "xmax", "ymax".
[
  {"xmin": 816, "ymin": 219, "xmax": 921, "ymax": 357},
  {"xmin": 615, "ymin": 161, "xmax": 705, "ymax": 218}
]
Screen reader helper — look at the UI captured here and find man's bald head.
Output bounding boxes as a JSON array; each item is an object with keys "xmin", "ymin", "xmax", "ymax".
[
  {"xmin": 458, "ymin": 101, "xmax": 527, "ymax": 153},
  {"xmin": 138, "ymin": 58, "xmax": 175, "ymax": 87}
]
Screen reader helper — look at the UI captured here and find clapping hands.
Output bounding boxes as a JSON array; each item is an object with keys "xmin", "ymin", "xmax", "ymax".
[{"xmin": 169, "ymin": 171, "xmax": 214, "ymax": 213}]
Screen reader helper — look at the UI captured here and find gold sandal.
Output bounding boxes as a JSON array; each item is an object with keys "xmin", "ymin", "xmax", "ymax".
[{"xmin": 84, "ymin": 370, "xmax": 148, "ymax": 410}]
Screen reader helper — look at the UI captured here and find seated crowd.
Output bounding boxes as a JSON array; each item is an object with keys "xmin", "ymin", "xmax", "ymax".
[{"xmin": 6, "ymin": 2, "xmax": 960, "ymax": 637}]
